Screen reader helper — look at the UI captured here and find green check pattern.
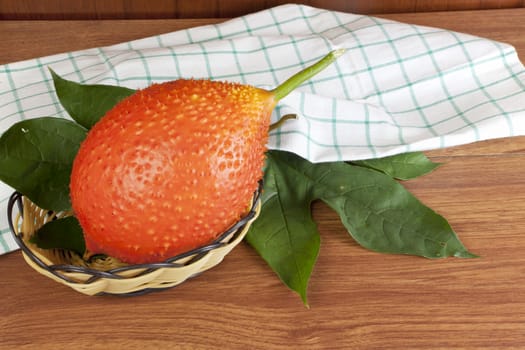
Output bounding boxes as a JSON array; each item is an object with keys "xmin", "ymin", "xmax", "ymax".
[{"xmin": 1, "ymin": 4, "xmax": 524, "ymax": 254}]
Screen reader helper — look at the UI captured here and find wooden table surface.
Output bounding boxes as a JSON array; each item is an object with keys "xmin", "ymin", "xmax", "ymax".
[{"xmin": 1, "ymin": 9, "xmax": 525, "ymax": 350}]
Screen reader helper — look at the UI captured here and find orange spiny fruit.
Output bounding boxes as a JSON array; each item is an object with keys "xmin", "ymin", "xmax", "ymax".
[{"xmin": 69, "ymin": 50, "xmax": 344, "ymax": 264}]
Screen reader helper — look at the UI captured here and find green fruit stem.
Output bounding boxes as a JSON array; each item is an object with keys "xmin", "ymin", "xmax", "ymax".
[
  {"xmin": 268, "ymin": 114, "xmax": 297, "ymax": 131},
  {"xmin": 270, "ymin": 49, "xmax": 346, "ymax": 102}
]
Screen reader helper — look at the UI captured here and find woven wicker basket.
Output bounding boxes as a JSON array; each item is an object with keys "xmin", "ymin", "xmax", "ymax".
[{"xmin": 7, "ymin": 183, "xmax": 262, "ymax": 296}]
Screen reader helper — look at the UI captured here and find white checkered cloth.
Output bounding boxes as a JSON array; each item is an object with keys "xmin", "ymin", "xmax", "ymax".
[{"xmin": 1, "ymin": 4, "xmax": 524, "ymax": 254}]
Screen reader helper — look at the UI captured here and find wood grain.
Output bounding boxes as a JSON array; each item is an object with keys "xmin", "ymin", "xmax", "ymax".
[
  {"xmin": 0, "ymin": 0, "xmax": 524, "ymax": 19},
  {"xmin": 1, "ymin": 9, "xmax": 525, "ymax": 350},
  {"xmin": 0, "ymin": 19, "xmax": 223, "ymax": 64}
]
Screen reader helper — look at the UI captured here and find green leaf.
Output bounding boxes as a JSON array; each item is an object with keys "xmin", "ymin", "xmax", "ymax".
[
  {"xmin": 247, "ymin": 151, "xmax": 476, "ymax": 303},
  {"xmin": 351, "ymin": 152, "xmax": 441, "ymax": 180},
  {"xmin": 319, "ymin": 168, "xmax": 477, "ymax": 259},
  {"xmin": 30, "ymin": 216, "xmax": 85, "ymax": 255},
  {"xmin": 50, "ymin": 69, "xmax": 135, "ymax": 129},
  {"xmin": 246, "ymin": 153, "xmax": 320, "ymax": 307},
  {"xmin": 0, "ymin": 117, "xmax": 87, "ymax": 211}
]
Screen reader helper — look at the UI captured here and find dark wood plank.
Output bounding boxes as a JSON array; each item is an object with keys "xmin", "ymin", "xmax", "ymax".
[{"xmin": 0, "ymin": 0, "xmax": 524, "ymax": 19}]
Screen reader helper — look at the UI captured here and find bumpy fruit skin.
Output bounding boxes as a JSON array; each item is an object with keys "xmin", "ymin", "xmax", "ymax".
[{"xmin": 70, "ymin": 79, "xmax": 275, "ymax": 264}]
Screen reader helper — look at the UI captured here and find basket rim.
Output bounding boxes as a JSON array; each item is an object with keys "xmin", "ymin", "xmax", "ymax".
[{"xmin": 8, "ymin": 180, "xmax": 263, "ymax": 286}]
